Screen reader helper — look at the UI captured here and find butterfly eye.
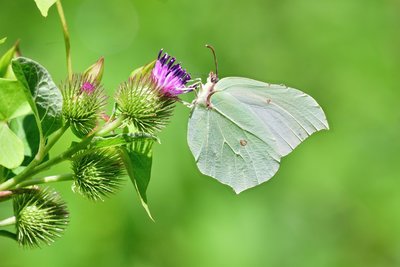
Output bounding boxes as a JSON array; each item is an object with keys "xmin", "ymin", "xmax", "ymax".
[{"xmin": 209, "ymin": 71, "xmax": 218, "ymax": 84}]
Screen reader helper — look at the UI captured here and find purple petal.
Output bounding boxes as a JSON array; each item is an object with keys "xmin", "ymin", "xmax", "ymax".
[
  {"xmin": 81, "ymin": 82, "xmax": 95, "ymax": 94},
  {"xmin": 152, "ymin": 49, "xmax": 192, "ymax": 96}
]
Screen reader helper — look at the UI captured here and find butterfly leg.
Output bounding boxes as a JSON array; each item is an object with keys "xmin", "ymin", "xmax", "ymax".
[
  {"xmin": 186, "ymin": 78, "xmax": 202, "ymax": 92},
  {"xmin": 177, "ymin": 79, "xmax": 203, "ymax": 108},
  {"xmin": 178, "ymin": 99, "xmax": 195, "ymax": 108}
]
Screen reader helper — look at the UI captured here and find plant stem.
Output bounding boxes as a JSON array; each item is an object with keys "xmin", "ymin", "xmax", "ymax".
[
  {"xmin": 108, "ymin": 103, "xmax": 119, "ymax": 122},
  {"xmin": 0, "ymin": 191, "xmax": 13, "ymax": 202},
  {"xmin": 0, "ymin": 216, "xmax": 16, "ymax": 227},
  {"xmin": 24, "ymin": 135, "xmax": 94, "ymax": 179},
  {"xmin": 42, "ymin": 123, "xmax": 69, "ymax": 157},
  {"xmin": 96, "ymin": 115, "xmax": 125, "ymax": 136},
  {"xmin": 29, "ymin": 117, "xmax": 124, "ymax": 175},
  {"xmin": 0, "ymin": 116, "xmax": 122, "ymax": 191},
  {"xmin": 0, "ymin": 124, "xmax": 70, "ymax": 191},
  {"xmin": 16, "ymin": 116, "xmax": 47, "ymax": 185},
  {"xmin": 56, "ymin": 0, "xmax": 73, "ymax": 80},
  {"xmin": 0, "ymin": 230, "xmax": 17, "ymax": 241},
  {"xmin": 15, "ymin": 174, "xmax": 73, "ymax": 188}
]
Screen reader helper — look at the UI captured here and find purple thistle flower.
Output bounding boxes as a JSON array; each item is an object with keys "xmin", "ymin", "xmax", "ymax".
[
  {"xmin": 81, "ymin": 81, "xmax": 95, "ymax": 94},
  {"xmin": 61, "ymin": 75, "xmax": 107, "ymax": 138},
  {"xmin": 152, "ymin": 49, "xmax": 193, "ymax": 96}
]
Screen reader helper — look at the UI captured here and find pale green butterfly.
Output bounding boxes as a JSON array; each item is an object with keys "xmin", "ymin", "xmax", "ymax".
[{"xmin": 187, "ymin": 46, "xmax": 329, "ymax": 193}]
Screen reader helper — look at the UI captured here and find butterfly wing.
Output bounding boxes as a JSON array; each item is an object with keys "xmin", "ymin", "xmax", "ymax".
[
  {"xmin": 188, "ymin": 89, "xmax": 281, "ymax": 193},
  {"xmin": 216, "ymin": 77, "xmax": 329, "ymax": 156},
  {"xmin": 187, "ymin": 77, "xmax": 328, "ymax": 193}
]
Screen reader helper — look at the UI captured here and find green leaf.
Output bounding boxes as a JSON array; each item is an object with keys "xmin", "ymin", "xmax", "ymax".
[
  {"xmin": 12, "ymin": 57, "xmax": 63, "ymax": 137},
  {"xmin": 0, "ymin": 76, "xmax": 32, "ymax": 174},
  {"xmin": 9, "ymin": 114, "xmax": 46, "ymax": 175},
  {"xmin": 120, "ymin": 139, "xmax": 155, "ymax": 220},
  {"xmin": 0, "ymin": 38, "xmax": 6, "ymax": 45},
  {"xmin": 34, "ymin": 0, "xmax": 57, "ymax": 17},
  {"xmin": 0, "ymin": 44, "xmax": 17, "ymax": 78},
  {"xmin": 188, "ymin": 77, "xmax": 329, "ymax": 193},
  {"xmin": 0, "ymin": 122, "xmax": 24, "ymax": 169},
  {"xmin": 91, "ymin": 133, "xmax": 158, "ymax": 149},
  {"xmin": 0, "ymin": 79, "xmax": 31, "ymax": 121}
]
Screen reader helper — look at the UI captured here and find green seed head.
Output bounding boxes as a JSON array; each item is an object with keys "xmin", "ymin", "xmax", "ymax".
[
  {"xmin": 13, "ymin": 188, "xmax": 69, "ymax": 248},
  {"xmin": 71, "ymin": 148, "xmax": 125, "ymax": 201},
  {"xmin": 115, "ymin": 74, "xmax": 175, "ymax": 133},
  {"xmin": 61, "ymin": 74, "xmax": 107, "ymax": 138}
]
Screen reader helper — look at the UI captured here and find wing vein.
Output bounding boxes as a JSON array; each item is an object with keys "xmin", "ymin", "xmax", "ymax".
[{"xmin": 213, "ymin": 106, "xmax": 279, "ymax": 161}]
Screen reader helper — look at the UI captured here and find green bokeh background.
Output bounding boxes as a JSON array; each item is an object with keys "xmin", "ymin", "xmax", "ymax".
[{"xmin": 1, "ymin": 0, "xmax": 399, "ymax": 266}]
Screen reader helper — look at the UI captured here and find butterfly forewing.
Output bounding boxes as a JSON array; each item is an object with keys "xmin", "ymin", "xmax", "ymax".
[{"xmin": 216, "ymin": 77, "xmax": 329, "ymax": 156}]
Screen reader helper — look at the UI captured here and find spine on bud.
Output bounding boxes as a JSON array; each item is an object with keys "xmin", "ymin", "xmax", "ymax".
[
  {"xmin": 61, "ymin": 74, "xmax": 107, "ymax": 138},
  {"xmin": 115, "ymin": 73, "xmax": 175, "ymax": 133},
  {"xmin": 13, "ymin": 188, "xmax": 69, "ymax": 248},
  {"xmin": 71, "ymin": 148, "xmax": 125, "ymax": 201}
]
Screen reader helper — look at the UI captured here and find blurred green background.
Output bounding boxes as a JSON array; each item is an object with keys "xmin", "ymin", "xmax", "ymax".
[{"xmin": 1, "ymin": 0, "xmax": 399, "ymax": 266}]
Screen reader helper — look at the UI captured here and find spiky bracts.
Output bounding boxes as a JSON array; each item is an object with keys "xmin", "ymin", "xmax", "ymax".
[
  {"xmin": 71, "ymin": 148, "xmax": 125, "ymax": 201},
  {"xmin": 61, "ymin": 75, "xmax": 107, "ymax": 138},
  {"xmin": 115, "ymin": 74, "xmax": 175, "ymax": 133},
  {"xmin": 13, "ymin": 188, "xmax": 69, "ymax": 248}
]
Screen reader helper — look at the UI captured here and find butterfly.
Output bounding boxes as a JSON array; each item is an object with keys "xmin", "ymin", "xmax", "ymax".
[{"xmin": 187, "ymin": 46, "xmax": 329, "ymax": 193}]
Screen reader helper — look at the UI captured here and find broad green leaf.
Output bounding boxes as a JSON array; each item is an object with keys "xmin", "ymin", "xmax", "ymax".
[
  {"xmin": 0, "ymin": 166, "xmax": 5, "ymax": 182},
  {"xmin": 0, "ymin": 38, "xmax": 6, "ymax": 45},
  {"xmin": 0, "ymin": 44, "xmax": 17, "ymax": 78},
  {"xmin": 9, "ymin": 114, "xmax": 45, "ymax": 175},
  {"xmin": 188, "ymin": 77, "xmax": 329, "ymax": 193},
  {"xmin": 34, "ymin": 0, "xmax": 57, "ymax": 17},
  {"xmin": 0, "ymin": 122, "xmax": 24, "ymax": 169},
  {"xmin": 91, "ymin": 133, "xmax": 158, "ymax": 149},
  {"xmin": 12, "ymin": 57, "xmax": 63, "ymax": 137},
  {"xmin": 0, "ymin": 79, "xmax": 31, "ymax": 121},
  {"xmin": 0, "ymin": 76, "xmax": 32, "ymax": 174},
  {"xmin": 120, "ymin": 139, "xmax": 155, "ymax": 220}
]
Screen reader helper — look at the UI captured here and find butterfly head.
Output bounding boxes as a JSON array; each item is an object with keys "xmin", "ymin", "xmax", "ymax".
[
  {"xmin": 193, "ymin": 45, "xmax": 219, "ymax": 108},
  {"xmin": 208, "ymin": 71, "xmax": 218, "ymax": 84}
]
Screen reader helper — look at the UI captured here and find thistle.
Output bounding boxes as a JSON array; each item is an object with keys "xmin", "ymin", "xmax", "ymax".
[
  {"xmin": 152, "ymin": 49, "xmax": 193, "ymax": 96},
  {"xmin": 13, "ymin": 188, "xmax": 69, "ymax": 248},
  {"xmin": 71, "ymin": 148, "xmax": 125, "ymax": 201},
  {"xmin": 115, "ymin": 49, "xmax": 192, "ymax": 133},
  {"xmin": 61, "ymin": 75, "xmax": 107, "ymax": 138}
]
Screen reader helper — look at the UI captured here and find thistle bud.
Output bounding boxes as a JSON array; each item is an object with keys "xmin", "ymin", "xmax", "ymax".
[
  {"xmin": 129, "ymin": 60, "xmax": 155, "ymax": 79},
  {"xmin": 83, "ymin": 57, "xmax": 104, "ymax": 83},
  {"xmin": 61, "ymin": 75, "xmax": 107, "ymax": 138},
  {"xmin": 71, "ymin": 148, "xmax": 125, "ymax": 201},
  {"xmin": 115, "ymin": 49, "xmax": 194, "ymax": 133},
  {"xmin": 13, "ymin": 188, "xmax": 69, "ymax": 248},
  {"xmin": 115, "ymin": 74, "xmax": 175, "ymax": 133}
]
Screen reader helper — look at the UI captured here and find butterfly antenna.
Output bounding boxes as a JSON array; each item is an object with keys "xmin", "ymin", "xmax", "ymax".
[{"xmin": 205, "ymin": 44, "xmax": 218, "ymax": 80}]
